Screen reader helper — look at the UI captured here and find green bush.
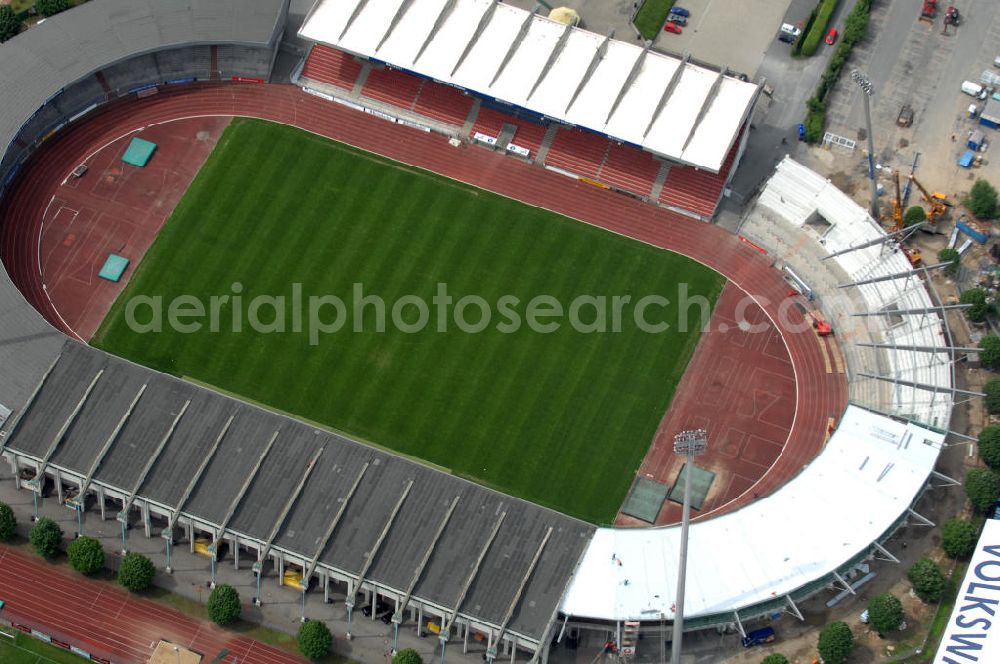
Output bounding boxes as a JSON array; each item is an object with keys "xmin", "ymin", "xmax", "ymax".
[
  {"xmin": 207, "ymin": 584, "xmax": 241, "ymax": 626},
  {"xmin": 67, "ymin": 536, "xmax": 105, "ymax": 575},
  {"xmin": 0, "ymin": 502, "xmax": 15, "ymax": 541},
  {"xmin": 29, "ymin": 517, "xmax": 63, "ymax": 559},
  {"xmin": 965, "ymin": 467, "xmax": 1000, "ymax": 513},
  {"xmin": 804, "ymin": 100, "xmax": 826, "ymax": 143},
  {"xmin": 297, "ymin": 620, "xmax": 333, "ymax": 661},
  {"xmin": 943, "ymin": 518, "xmax": 980, "ymax": 559},
  {"xmin": 908, "ymin": 559, "xmax": 946, "ymax": 603},
  {"xmin": 938, "ymin": 248, "xmax": 960, "ymax": 275},
  {"xmin": 842, "ymin": 0, "xmax": 872, "ymax": 45},
  {"xmin": 761, "ymin": 655, "xmax": 790, "ymax": 664},
  {"xmin": 985, "ymin": 383, "xmax": 1000, "ymax": 419},
  {"xmin": 800, "ymin": 0, "xmax": 840, "ymax": 57},
  {"xmin": 818, "ymin": 621, "xmax": 854, "ymax": 664},
  {"xmin": 803, "ymin": 0, "xmax": 871, "ymax": 131},
  {"xmin": 36, "ymin": 0, "xmax": 70, "ymax": 17},
  {"xmin": 0, "ymin": 5, "xmax": 23, "ymax": 43},
  {"xmin": 980, "ymin": 425, "xmax": 1000, "ymax": 466},
  {"xmin": 981, "ymin": 335, "xmax": 1000, "ymax": 369},
  {"xmin": 961, "ymin": 288, "xmax": 989, "ymax": 322},
  {"xmin": 392, "ymin": 649, "xmax": 423, "ymax": 664},
  {"xmin": 118, "ymin": 552, "xmax": 156, "ymax": 592},
  {"xmin": 868, "ymin": 593, "xmax": 904, "ymax": 634},
  {"xmin": 904, "ymin": 205, "xmax": 927, "ymax": 226},
  {"xmin": 965, "ymin": 180, "xmax": 999, "ymax": 219}
]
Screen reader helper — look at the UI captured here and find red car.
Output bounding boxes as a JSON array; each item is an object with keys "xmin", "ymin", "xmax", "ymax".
[
  {"xmin": 825, "ymin": 27, "xmax": 838, "ymax": 44},
  {"xmin": 663, "ymin": 22, "xmax": 682, "ymax": 34}
]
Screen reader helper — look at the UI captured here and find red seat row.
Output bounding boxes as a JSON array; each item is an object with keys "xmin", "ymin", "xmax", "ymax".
[
  {"xmin": 413, "ymin": 81, "xmax": 475, "ymax": 127},
  {"xmin": 300, "ymin": 45, "xmax": 363, "ymax": 91},
  {"xmin": 544, "ymin": 128, "xmax": 610, "ymax": 180},
  {"xmin": 658, "ymin": 137, "xmax": 741, "ymax": 218},
  {"xmin": 470, "ymin": 107, "xmax": 547, "ymax": 156},
  {"xmin": 599, "ymin": 143, "xmax": 662, "ymax": 198},
  {"xmin": 361, "ymin": 67, "xmax": 424, "ymax": 110}
]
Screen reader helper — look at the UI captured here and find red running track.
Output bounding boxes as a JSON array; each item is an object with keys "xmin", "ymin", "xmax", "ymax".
[
  {"xmin": 0, "ymin": 545, "xmax": 305, "ymax": 664},
  {"xmin": 0, "ymin": 83, "xmax": 848, "ymax": 526}
]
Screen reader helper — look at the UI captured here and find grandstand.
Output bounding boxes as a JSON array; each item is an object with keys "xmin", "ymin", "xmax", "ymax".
[{"xmin": 294, "ymin": 0, "xmax": 761, "ymax": 220}]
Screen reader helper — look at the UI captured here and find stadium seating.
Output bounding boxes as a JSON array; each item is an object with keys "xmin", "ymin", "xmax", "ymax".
[
  {"xmin": 412, "ymin": 80, "xmax": 475, "ymax": 127},
  {"xmin": 361, "ymin": 67, "xmax": 423, "ymax": 111},
  {"xmin": 216, "ymin": 45, "xmax": 274, "ymax": 80},
  {"xmin": 544, "ymin": 127, "xmax": 610, "ymax": 180},
  {"xmin": 599, "ymin": 143, "xmax": 662, "ymax": 198},
  {"xmin": 155, "ymin": 46, "xmax": 212, "ymax": 81},
  {"xmin": 658, "ymin": 137, "xmax": 740, "ymax": 218},
  {"xmin": 470, "ymin": 107, "xmax": 547, "ymax": 156},
  {"xmin": 301, "ymin": 44, "xmax": 363, "ymax": 91}
]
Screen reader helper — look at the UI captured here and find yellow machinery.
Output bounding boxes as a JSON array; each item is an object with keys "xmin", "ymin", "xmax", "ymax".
[
  {"xmin": 890, "ymin": 171, "xmax": 904, "ymax": 232},
  {"xmin": 283, "ymin": 567, "xmax": 305, "ymax": 590},
  {"xmin": 193, "ymin": 537, "xmax": 212, "ymax": 557},
  {"xmin": 909, "ymin": 175, "xmax": 951, "ymax": 222}
]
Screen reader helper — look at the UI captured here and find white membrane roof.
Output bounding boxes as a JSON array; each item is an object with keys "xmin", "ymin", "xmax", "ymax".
[{"xmin": 299, "ymin": 0, "xmax": 758, "ymax": 171}]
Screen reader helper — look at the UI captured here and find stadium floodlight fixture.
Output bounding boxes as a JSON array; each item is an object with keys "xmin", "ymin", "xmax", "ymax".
[{"xmin": 670, "ymin": 428, "xmax": 708, "ymax": 664}]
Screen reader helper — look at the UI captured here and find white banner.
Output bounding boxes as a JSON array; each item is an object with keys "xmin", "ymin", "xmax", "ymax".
[{"xmin": 936, "ymin": 519, "xmax": 1000, "ymax": 663}]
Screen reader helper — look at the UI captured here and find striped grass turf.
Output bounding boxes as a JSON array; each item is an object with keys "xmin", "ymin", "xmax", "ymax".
[{"xmin": 94, "ymin": 118, "xmax": 725, "ymax": 524}]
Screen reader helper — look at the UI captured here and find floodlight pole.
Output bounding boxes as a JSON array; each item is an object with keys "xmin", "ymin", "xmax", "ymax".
[
  {"xmin": 670, "ymin": 429, "xmax": 707, "ymax": 664},
  {"xmin": 851, "ymin": 69, "xmax": 879, "ymax": 220}
]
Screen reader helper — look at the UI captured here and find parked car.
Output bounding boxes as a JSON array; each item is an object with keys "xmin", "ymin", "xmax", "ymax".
[
  {"xmin": 741, "ymin": 627, "xmax": 776, "ymax": 648},
  {"xmin": 778, "ymin": 23, "xmax": 801, "ymax": 43},
  {"xmin": 663, "ymin": 22, "xmax": 682, "ymax": 34},
  {"xmin": 825, "ymin": 27, "xmax": 838, "ymax": 44},
  {"xmin": 670, "ymin": 6, "xmax": 690, "ymax": 17},
  {"xmin": 667, "ymin": 13, "xmax": 687, "ymax": 26}
]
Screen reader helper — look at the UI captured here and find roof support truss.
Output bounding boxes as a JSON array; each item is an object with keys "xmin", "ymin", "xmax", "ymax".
[
  {"xmin": 441, "ymin": 511, "xmax": 506, "ymax": 641},
  {"xmin": 907, "ymin": 508, "xmax": 934, "ymax": 527},
  {"xmin": 605, "ymin": 44, "xmax": 650, "ymax": 124},
  {"xmin": 681, "ymin": 66, "xmax": 727, "ymax": 152},
  {"xmin": 33, "ymin": 369, "xmax": 104, "ymax": 489},
  {"xmin": 565, "ymin": 30, "xmax": 613, "ymax": 114},
  {"xmin": 643, "ymin": 54, "xmax": 689, "ymax": 139},
  {"xmin": 375, "ymin": 0, "xmax": 417, "ymax": 52},
  {"xmin": 167, "ymin": 414, "xmax": 234, "ymax": 531},
  {"xmin": 732, "ymin": 610, "xmax": 745, "ymax": 637},
  {"xmin": 851, "ymin": 304, "xmax": 969, "ymax": 317},
  {"xmin": 118, "ymin": 399, "xmax": 190, "ymax": 519},
  {"xmin": 303, "ymin": 461, "xmax": 370, "ymax": 583},
  {"xmin": 490, "ymin": 5, "xmax": 539, "ymax": 86},
  {"xmin": 785, "ymin": 595, "xmax": 804, "ymax": 621},
  {"xmin": 488, "ymin": 527, "xmax": 553, "ymax": 661},
  {"xmin": 872, "ymin": 542, "xmax": 899, "ymax": 563},
  {"xmin": 210, "ymin": 430, "xmax": 280, "ymax": 550},
  {"xmin": 71, "ymin": 383, "xmax": 147, "ymax": 508},
  {"xmin": 822, "ymin": 223, "xmax": 926, "ymax": 260},
  {"xmin": 253, "ymin": 447, "xmax": 324, "ymax": 572},
  {"xmin": 348, "ymin": 479, "xmax": 414, "ymax": 607},
  {"xmin": 856, "ymin": 342, "xmax": 979, "ymax": 353},
  {"xmin": 526, "ymin": 21, "xmax": 573, "ymax": 101},
  {"xmin": 838, "ymin": 262, "xmax": 949, "ymax": 288},
  {"xmin": 931, "ymin": 470, "xmax": 961, "ymax": 487},
  {"xmin": 393, "ymin": 495, "xmax": 460, "ymax": 623},
  {"xmin": 415, "ymin": 0, "xmax": 461, "ymax": 66},
  {"xmin": 0, "ymin": 354, "xmax": 58, "ymax": 452},
  {"xmin": 832, "ymin": 571, "xmax": 855, "ymax": 595},
  {"xmin": 857, "ymin": 372, "xmax": 984, "ymax": 397}
]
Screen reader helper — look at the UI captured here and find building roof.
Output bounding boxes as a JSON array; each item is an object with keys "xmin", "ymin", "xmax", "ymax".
[
  {"xmin": 298, "ymin": 0, "xmax": 759, "ymax": 172},
  {"xmin": 560, "ymin": 405, "xmax": 943, "ymax": 621}
]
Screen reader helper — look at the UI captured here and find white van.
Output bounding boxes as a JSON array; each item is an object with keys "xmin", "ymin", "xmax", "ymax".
[
  {"xmin": 994, "ymin": 55, "xmax": 1000, "ymax": 68},
  {"xmin": 778, "ymin": 23, "xmax": 801, "ymax": 43},
  {"xmin": 962, "ymin": 80, "xmax": 987, "ymax": 99}
]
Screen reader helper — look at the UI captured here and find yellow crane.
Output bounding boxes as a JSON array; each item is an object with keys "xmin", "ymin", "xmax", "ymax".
[
  {"xmin": 909, "ymin": 175, "xmax": 951, "ymax": 222},
  {"xmin": 891, "ymin": 171, "xmax": 903, "ymax": 232}
]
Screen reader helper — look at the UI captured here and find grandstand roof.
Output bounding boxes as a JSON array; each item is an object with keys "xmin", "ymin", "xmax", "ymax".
[
  {"xmin": 298, "ymin": 0, "xmax": 759, "ymax": 172},
  {"xmin": 561, "ymin": 405, "xmax": 944, "ymax": 621}
]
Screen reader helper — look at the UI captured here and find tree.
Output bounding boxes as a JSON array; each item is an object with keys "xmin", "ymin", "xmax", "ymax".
[
  {"xmin": 980, "ymin": 335, "xmax": 1000, "ymax": 370},
  {"xmin": 29, "ymin": 517, "xmax": 63, "ymax": 559},
  {"xmin": 904, "ymin": 205, "xmax": 927, "ymax": 227},
  {"xmin": 0, "ymin": 502, "xmax": 15, "ymax": 541},
  {"xmin": 961, "ymin": 288, "xmax": 990, "ymax": 323},
  {"xmin": 0, "ymin": 6, "xmax": 23, "ymax": 43},
  {"xmin": 965, "ymin": 179, "xmax": 999, "ymax": 219},
  {"xmin": 392, "ymin": 649, "xmax": 424, "ymax": 664},
  {"xmin": 297, "ymin": 620, "xmax": 333, "ymax": 661},
  {"xmin": 118, "ymin": 552, "xmax": 156, "ymax": 592},
  {"xmin": 942, "ymin": 518, "xmax": 980, "ymax": 559},
  {"xmin": 986, "ymin": 387, "xmax": 1000, "ymax": 420},
  {"xmin": 761, "ymin": 656, "xmax": 790, "ymax": 664},
  {"xmin": 36, "ymin": 0, "xmax": 70, "ymax": 18},
  {"xmin": 938, "ymin": 248, "xmax": 961, "ymax": 275},
  {"xmin": 207, "ymin": 584, "xmax": 241, "ymax": 626},
  {"xmin": 817, "ymin": 621, "xmax": 854, "ymax": 664},
  {"xmin": 67, "ymin": 536, "xmax": 105, "ymax": 575},
  {"xmin": 908, "ymin": 559, "xmax": 946, "ymax": 603},
  {"xmin": 981, "ymin": 425, "xmax": 1000, "ymax": 467},
  {"xmin": 868, "ymin": 593, "xmax": 904, "ymax": 634},
  {"xmin": 965, "ymin": 467, "xmax": 1000, "ymax": 513}
]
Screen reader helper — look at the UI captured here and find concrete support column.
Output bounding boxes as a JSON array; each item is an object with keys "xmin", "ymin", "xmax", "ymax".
[
  {"xmin": 54, "ymin": 469, "xmax": 64, "ymax": 503},
  {"xmin": 370, "ymin": 590, "xmax": 377, "ymax": 620},
  {"xmin": 463, "ymin": 623, "xmax": 470, "ymax": 654},
  {"xmin": 323, "ymin": 572, "xmax": 330, "ymax": 604},
  {"xmin": 98, "ymin": 486, "xmax": 106, "ymax": 520},
  {"xmin": 142, "ymin": 502, "xmax": 151, "ymax": 538},
  {"xmin": 540, "ymin": 640, "xmax": 550, "ymax": 664},
  {"xmin": 188, "ymin": 522, "xmax": 195, "ymax": 553},
  {"xmin": 233, "ymin": 538, "xmax": 239, "ymax": 569},
  {"xmin": 416, "ymin": 604, "xmax": 423, "ymax": 634},
  {"xmin": 9, "ymin": 454, "xmax": 20, "ymax": 479},
  {"xmin": 278, "ymin": 554, "xmax": 285, "ymax": 586},
  {"xmin": 510, "ymin": 640, "xmax": 516, "ymax": 664}
]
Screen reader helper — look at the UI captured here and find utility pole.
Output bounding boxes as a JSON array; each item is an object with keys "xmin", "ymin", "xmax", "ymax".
[
  {"xmin": 851, "ymin": 69, "xmax": 879, "ymax": 220},
  {"xmin": 670, "ymin": 429, "xmax": 708, "ymax": 664}
]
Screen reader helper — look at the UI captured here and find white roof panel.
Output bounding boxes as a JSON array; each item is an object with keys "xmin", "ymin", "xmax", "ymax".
[
  {"xmin": 567, "ymin": 40, "xmax": 640, "ymax": 130},
  {"xmin": 299, "ymin": 0, "xmax": 758, "ymax": 170},
  {"xmin": 561, "ymin": 406, "xmax": 943, "ymax": 621},
  {"xmin": 452, "ymin": 3, "xmax": 524, "ymax": 93}
]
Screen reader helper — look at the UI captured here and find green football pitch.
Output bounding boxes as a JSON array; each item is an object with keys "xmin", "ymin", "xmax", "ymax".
[{"xmin": 94, "ymin": 119, "xmax": 724, "ymax": 523}]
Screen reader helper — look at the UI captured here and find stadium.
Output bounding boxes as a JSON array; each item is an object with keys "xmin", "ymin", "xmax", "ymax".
[{"xmin": 0, "ymin": 0, "xmax": 961, "ymax": 662}]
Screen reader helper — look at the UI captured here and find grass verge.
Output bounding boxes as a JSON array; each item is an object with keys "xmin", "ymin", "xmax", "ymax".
[{"xmin": 633, "ymin": 0, "xmax": 676, "ymax": 40}]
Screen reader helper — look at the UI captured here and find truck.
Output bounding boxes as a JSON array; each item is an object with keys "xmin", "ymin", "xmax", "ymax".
[{"xmin": 897, "ymin": 104, "xmax": 914, "ymax": 127}]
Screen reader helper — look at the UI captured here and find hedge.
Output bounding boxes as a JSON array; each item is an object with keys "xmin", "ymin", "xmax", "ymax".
[{"xmin": 801, "ymin": 0, "xmax": 840, "ymax": 57}]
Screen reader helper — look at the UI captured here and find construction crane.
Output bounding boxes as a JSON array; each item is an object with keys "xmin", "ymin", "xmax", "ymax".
[
  {"xmin": 909, "ymin": 175, "xmax": 951, "ymax": 223},
  {"xmin": 890, "ymin": 171, "xmax": 904, "ymax": 232}
]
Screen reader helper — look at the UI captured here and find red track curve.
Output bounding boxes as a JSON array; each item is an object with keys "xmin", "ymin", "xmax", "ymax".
[{"xmin": 0, "ymin": 83, "xmax": 848, "ymax": 523}]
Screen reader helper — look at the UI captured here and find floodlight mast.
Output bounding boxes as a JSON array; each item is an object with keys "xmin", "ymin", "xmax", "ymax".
[
  {"xmin": 851, "ymin": 69, "xmax": 879, "ymax": 220},
  {"xmin": 670, "ymin": 429, "xmax": 708, "ymax": 664}
]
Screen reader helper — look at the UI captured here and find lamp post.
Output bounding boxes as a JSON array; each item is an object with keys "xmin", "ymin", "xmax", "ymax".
[
  {"xmin": 670, "ymin": 429, "xmax": 708, "ymax": 664},
  {"xmin": 851, "ymin": 69, "xmax": 879, "ymax": 220}
]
